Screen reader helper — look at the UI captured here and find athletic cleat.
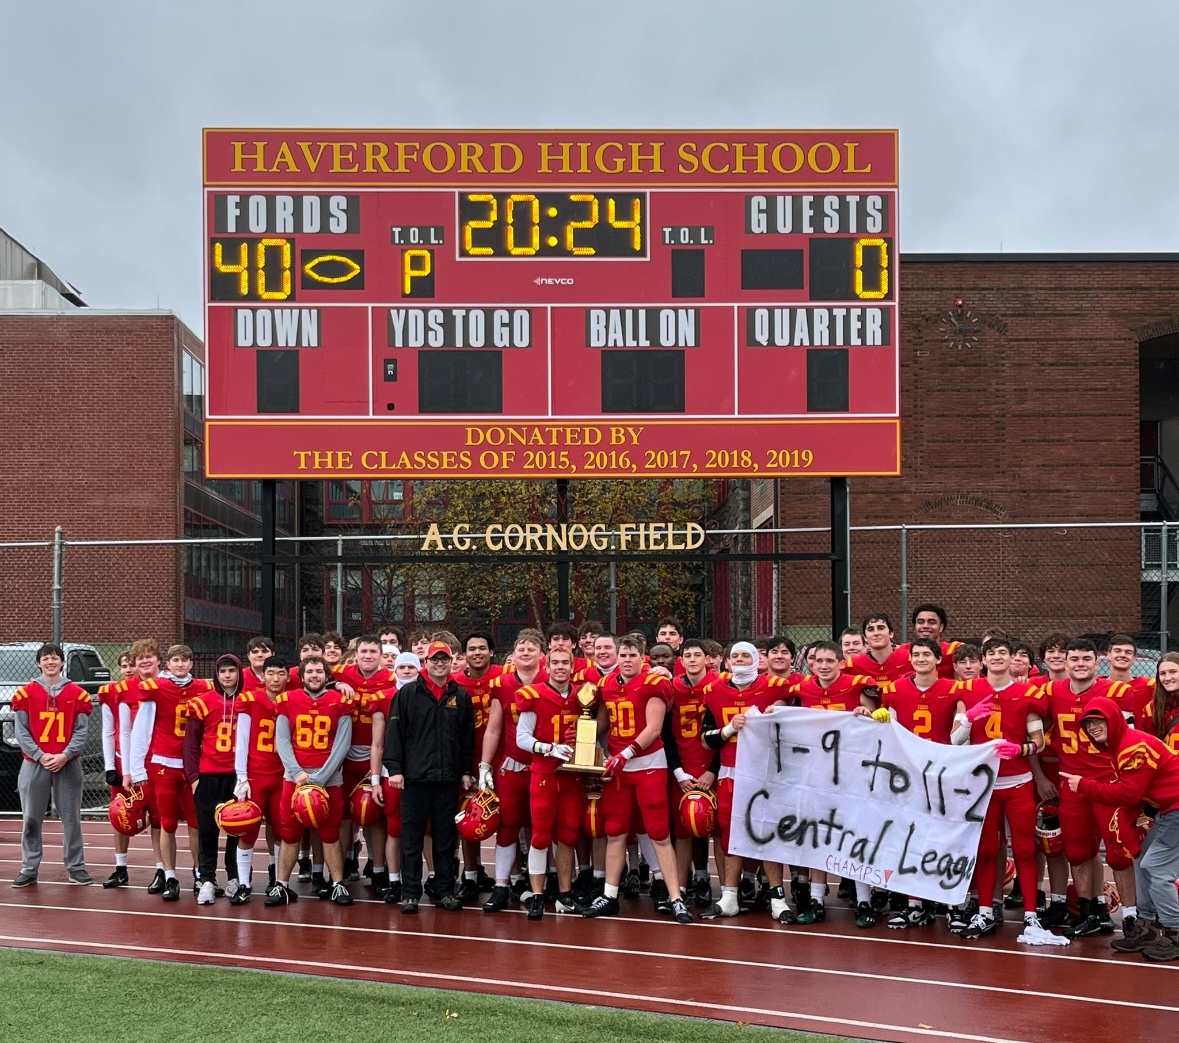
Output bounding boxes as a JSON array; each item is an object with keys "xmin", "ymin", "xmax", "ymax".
[
  {"xmin": 545, "ymin": 871, "xmax": 559, "ymax": 901},
  {"xmin": 854, "ymin": 902, "xmax": 877, "ymax": 929},
  {"xmin": 103, "ymin": 867, "xmax": 129, "ymax": 889},
  {"xmin": 268, "ymin": 864, "xmax": 278, "ymax": 890},
  {"xmin": 482, "ymin": 885, "xmax": 511, "ymax": 912},
  {"xmin": 554, "ymin": 891, "xmax": 581, "ymax": 914},
  {"xmin": 650, "ymin": 878, "xmax": 671, "ymax": 912},
  {"xmin": 1096, "ymin": 903, "xmax": 1115, "ymax": 934},
  {"xmin": 477, "ymin": 865, "xmax": 495, "ymax": 893},
  {"xmin": 224, "ymin": 878, "xmax": 241, "ymax": 900},
  {"xmin": 752, "ymin": 882, "xmax": 772, "ymax": 911},
  {"xmin": 621, "ymin": 869, "xmax": 641, "ymax": 898},
  {"xmin": 146, "ymin": 868, "xmax": 166, "ymax": 894},
  {"xmin": 264, "ymin": 883, "xmax": 297, "ymax": 907},
  {"xmin": 312, "ymin": 872, "xmax": 331, "ymax": 899},
  {"xmin": 1066, "ymin": 914, "xmax": 1103, "ymax": 939},
  {"xmin": 835, "ymin": 878, "xmax": 853, "ymax": 902},
  {"xmin": 229, "ymin": 884, "xmax": 252, "ymax": 906},
  {"xmin": 371, "ymin": 870, "xmax": 389, "ymax": 897},
  {"xmin": 1041, "ymin": 899, "xmax": 1070, "ymax": 929},
  {"xmin": 693, "ymin": 876, "xmax": 714, "ymax": 908},
  {"xmin": 572, "ymin": 868, "xmax": 595, "ymax": 903},
  {"xmin": 344, "ymin": 857, "xmax": 360, "ymax": 882},
  {"xmin": 737, "ymin": 877, "xmax": 757, "ymax": 907},
  {"xmin": 769, "ymin": 892, "xmax": 797, "ymax": 925},
  {"xmin": 796, "ymin": 900, "xmax": 827, "ymax": 925},
  {"xmin": 889, "ymin": 904, "xmax": 934, "ymax": 929},
  {"xmin": 961, "ymin": 913, "xmax": 998, "ymax": 940},
  {"xmin": 295, "ymin": 856, "xmax": 311, "ymax": 881},
  {"xmin": 162, "ymin": 878, "xmax": 181, "ymax": 902},
  {"xmin": 527, "ymin": 893, "xmax": 546, "ymax": 920},
  {"xmin": 870, "ymin": 888, "xmax": 891, "ymax": 914},
  {"xmin": 582, "ymin": 894, "xmax": 620, "ymax": 918},
  {"xmin": 638, "ymin": 862, "xmax": 651, "ymax": 890},
  {"xmin": 383, "ymin": 880, "xmax": 403, "ymax": 905},
  {"xmin": 671, "ymin": 897, "xmax": 694, "ymax": 924},
  {"xmin": 700, "ymin": 892, "xmax": 741, "ymax": 919},
  {"xmin": 1004, "ymin": 878, "xmax": 1024, "ymax": 909},
  {"xmin": 331, "ymin": 882, "xmax": 353, "ymax": 906},
  {"xmin": 509, "ymin": 876, "xmax": 529, "ymax": 902},
  {"xmin": 457, "ymin": 878, "xmax": 480, "ymax": 905}
]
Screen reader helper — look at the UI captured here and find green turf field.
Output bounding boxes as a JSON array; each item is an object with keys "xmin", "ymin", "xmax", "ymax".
[{"xmin": 0, "ymin": 948, "xmax": 856, "ymax": 1043}]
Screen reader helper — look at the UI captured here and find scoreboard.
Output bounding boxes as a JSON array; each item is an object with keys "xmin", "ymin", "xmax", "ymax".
[{"xmin": 202, "ymin": 129, "xmax": 900, "ymax": 479}]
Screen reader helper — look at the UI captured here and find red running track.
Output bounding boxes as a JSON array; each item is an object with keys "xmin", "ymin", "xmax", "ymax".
[{"xmin": 0, "ymin": 820, "xmax": 1174, "ymax": 1043}]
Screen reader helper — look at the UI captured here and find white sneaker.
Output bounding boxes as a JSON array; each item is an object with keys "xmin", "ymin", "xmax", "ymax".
[{"xmin": 197, "ymin": 881, "xmax": 216, "ymax": 905}]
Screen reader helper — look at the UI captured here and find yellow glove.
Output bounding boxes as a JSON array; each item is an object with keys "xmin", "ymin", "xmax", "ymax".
[{"xmin": 871, "ymin": 708, "xmax": 891, "ymax": 723}]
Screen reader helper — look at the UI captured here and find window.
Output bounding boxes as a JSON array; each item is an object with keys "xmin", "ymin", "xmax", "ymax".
[
  {"xmin": 372, "ymin": 568, "xmax": 406, "ymax": 621},
  {"xmin": 414, "ymin": 577, "xmax": 446, "ymax": 622},
  {"xmin": 369, "ymin": 480, "xmax": 405, "ymax": 520},
  {"xmin": 327, "ymin": 480, "xmax": 362, "ymax": 521},
  {"xmin": 182, "ymin": 352, "xmax": 205, "ymax": 419},
  {"xmin": 183, "ymin": 430, "xmax": 202, "ymax": 481}
]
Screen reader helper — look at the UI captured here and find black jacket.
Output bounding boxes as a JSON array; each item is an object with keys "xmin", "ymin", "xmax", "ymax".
[{"xmin": 383, "ymin": 676, "xmax": 474, "ymax": 784}]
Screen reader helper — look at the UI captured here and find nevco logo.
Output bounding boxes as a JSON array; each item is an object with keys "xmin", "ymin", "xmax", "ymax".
[{"xmin": 533, "ymin": 276, "xmax": 574, "ymax": 286}]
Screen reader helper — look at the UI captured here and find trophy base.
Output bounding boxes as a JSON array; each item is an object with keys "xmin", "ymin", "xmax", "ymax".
[{"xmin": 559, "ymin": 762, "xmax": 606, "ymax": 775}]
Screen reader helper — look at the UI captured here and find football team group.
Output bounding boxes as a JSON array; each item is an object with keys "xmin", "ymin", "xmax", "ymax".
[{"xmin": 9, "ymin": 605, "xmax": 1179, "ymax": 964}]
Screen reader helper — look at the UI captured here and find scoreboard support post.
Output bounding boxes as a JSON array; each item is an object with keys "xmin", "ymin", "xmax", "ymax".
[
  {"xmin": 261, "ymin": 479, "xmax": 277, "ymax": 641},
  {"xmin": 830, "ymin": 478, "xmax": 850, "ymax": 636},
  {"xmin": 556, "ymin": 478, "xmax": 571, "ymax": 621}
]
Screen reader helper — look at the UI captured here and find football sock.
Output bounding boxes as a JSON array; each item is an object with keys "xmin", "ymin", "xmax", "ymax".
[
  {"xmin": 156, "ymin": 862, "xmax": 165, "ymax": 871},
  {"xmin": 908, "ymin": 899, "xmax": 922, "ymax": 908},
  {"xmin": 604, "ymin": 883, "xmax": 620, "ymax": 899},
  {"xmin": 164, "ymin": 869, "xmax": 177, "ymax": 881},
  {"xmin": 236, "ymin": 848, "xmax": 253, "ymax": 886},
  {"xmin": 464, "ymin": 870, "xmax": 477, "ymax": 881},
  {"xmin": 627, "ymin": 842, "xmax": 639, "ymax": 867},
  {"xmin": 313, "ymin": 863, "xmax": 324, "ymax": 875},
  {"xmin": 374, "ymin": 864, "xmax": 385, "ymax": 874},
  {"xmin": 637, "ymin": 834, "xmax": 659, "ymax": 869},
  {"xmin": 855, "ymin": 882, "xmax": 872, "ymax": 903},
  {"xmin": 527, "ymin": 847, "xmax": 548, "ymax": 875},
  {"xmin": 1024, "ymin": 911, "xmax": 1038, "ymax": 923},
  {"xmin": 390, "ymin": 872, "xmax": 401, "ymax": 882},
  {"xmin": 695, "ymin": 868, "xmax": 709, "ymax": 881},
  {"xmin": 810, "ymin": 882, "xmax": 826, "ymax": 903},
  {"xmin": 1123, "ymin": 905, "xmax": 1137, "ymax": 919},
  {"xmin": 1051, "ymin": 892, "xmax": 1066, "ymax": 904},
  {"xmin": 115, "ymin": 854, "xmax": 127, "ymax": 867},
  {"xmin": 594, "ymin": 869, "xmax": 606, "ymax": 879},
  {"xmin": 741, "ymin": 870, "xmax": 755, "ymax": 883},
  {"xmin": 495, "ymin": 844, "xmax": 516, "ymax": 883},
  {"xmin": 1097, "ymin": 894, "xmax": 1108, "ymax": 907},
  {"xmin": 980, "ymin": 905, "xmax": 995, "ymax": 921}
]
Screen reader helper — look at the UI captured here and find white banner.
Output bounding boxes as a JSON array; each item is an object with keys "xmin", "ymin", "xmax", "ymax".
[{"xmin": 729, "ymin": 707, "xmax": 1000, "ymax": 905}]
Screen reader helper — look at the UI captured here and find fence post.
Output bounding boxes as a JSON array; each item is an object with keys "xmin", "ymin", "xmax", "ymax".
[
  {"xmin": 51, "ymin": 525, "xmax": 64, "ymax": 645},
  {"xmin": 335, "ymin": 537, "xmax": 344, "ymax": 635},
  {"xmin": 899, "ymin": 525, "xmax": 909, "ymax": 642},
  {"xmin": 1162, "ymin": 522, "xmax": 1170, "ymax": 653},
  {"xmin": 608, "ymin": 531, "xmax": 618, "ymax": 633}
]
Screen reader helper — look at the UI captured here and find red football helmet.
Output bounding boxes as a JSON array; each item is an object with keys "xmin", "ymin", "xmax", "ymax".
[
  {"xmin": 678, "ymin": 789, "xmax": 718, "ymax": 839},
  {"xmin": 291, "ymin": 784, "xmax": 332, "ymax": 830},
  {"xmin": 582, "ymin": 793, "xmax": 605, "ymax": 839},
  {"xmin": 1003, "ymin": 856, "xmax": 1016, "ymax": 890},
  {"xmin": 1035, "ymin": 799, "xmax": 1064, "ymax": 857},
  {"xmin": 455, "ymin": 788, "xmax": 500, "ymax": 842},
  {"xmin": 1103, "ymin": 879, "xmax": 1121, "ymax": 915},
  {"xmin": 350, "ymin": 781, "xmax": 383, "ymax": 827},
  {"xmin": 108, "ymin": 785, "xmax": 150, "ymax": 837},
  {"xmin": 215, "ymin": 799, "xmax": 263, "ymax": 838}
]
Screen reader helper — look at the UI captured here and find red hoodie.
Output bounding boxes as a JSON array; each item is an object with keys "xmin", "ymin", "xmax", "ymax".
[{"xmin": 1076, "ymin": 696, "xmax": 1179, "ymax": 817}]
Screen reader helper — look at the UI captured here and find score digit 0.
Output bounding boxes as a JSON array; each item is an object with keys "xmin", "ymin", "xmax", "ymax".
[{"xmin": 402, "ymin": 249, "xmax": 434, "ymax": 298}]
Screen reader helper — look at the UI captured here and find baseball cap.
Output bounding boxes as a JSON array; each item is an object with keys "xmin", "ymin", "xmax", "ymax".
[{"xmin": 425, "ymin": 641, "xmax": 454, "ymax": 660}]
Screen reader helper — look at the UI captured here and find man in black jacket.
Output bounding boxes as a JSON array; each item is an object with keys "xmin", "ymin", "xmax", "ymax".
[{"xmin": 384, "ymin": 641, "xmax": 475, "ymax": 913}]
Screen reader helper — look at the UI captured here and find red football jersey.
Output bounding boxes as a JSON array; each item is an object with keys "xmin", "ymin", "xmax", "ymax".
[
  {"xmin": 1149, "ymin": 703, "xmax": 1179, "ymax": 754},
  {"xmin": 893, "ymin": 641, "xmax": 962, "ymax": 680},
  {"xmin": 186, "ymin": 689, "xmax": 238, "ymax": 774},
  {"xmin": 701, "ymin": 675, "xmax": 790, "ymax": 768},
  {"xmin": 97, "ymin": 683, "xmax": 123, "ymax": 769},
  {"xmin": 1042, "ymin": 678, "xmax": 1130, "ymax": 774},
  {"xmin": 599, "ymin": 670, "xmax": 672, "ymax": 757},
  {"xmin": 489, "ymin": 666, "xmax": 547, "ymax": 763},
  {"xmin": 1110, "ymin": 676, "xmax": 1156, "ymax": 728},
  {"xmin": 454, "ymin": 665, "xmax": 503, "ymax": 756},
  {"xmin": 958, "ymin": 678, "xmax": 1046, "ymax": 777},
  {"xmin": 880, "ymin": 676, "xmax": 961, "ymax": 743},
  {"xmin": 843, "ymin": 649, "xmax": 911, "ymax": 684},
  {"xmin": 11, "ymin": 681, "xmax": 92, "ymax": 759},
  {"xmin": 140, "ymin": 677, "xmax": 214, "ymax": 760},
  {"xmin": 241, "ymin": 665, "xmax": 266, "ymax": 692},
  {"xmin": 670, "ymin": 671, "xmax": 719, "ymax": 774},
  {"xmin": 793, "ymin": 673, "xmax": 878, "ymax": 712},
  {"xmin": 274, "ymin": 687, "xmax": 355, "ymax": 770},
  {"xmin": 333, "ymin": 664, "xmax": 396, "ymax": 750},
  {"xmin": 236, "ymin": 689, "xmax": 283, "ymax": 777},
  {"xmin": 516, "ymin": 681, "xmax": 582, "ymax": 774}
]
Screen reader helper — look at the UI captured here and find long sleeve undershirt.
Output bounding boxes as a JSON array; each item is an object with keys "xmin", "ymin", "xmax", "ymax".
[
  {"xmin": 118, "ymin": 703, "xmax": 133, "ymax": 776},
  {"xmin": 234, "ymin": 714, "xmax": 252, "ymax": 778},
  {"xmin": 275, "ymin": 714, "xmax": 352, "ymax": 786},
  {"xmin": 102, "ymin": 704, "xmax": 117, "ymax": 771},
  {"xmin": 129, "ymin": 701, "xmax": 157, "ymax": 781},
  {"xmin": 516, "ymin": 709, "xmax": 539, "ymax": 751}
]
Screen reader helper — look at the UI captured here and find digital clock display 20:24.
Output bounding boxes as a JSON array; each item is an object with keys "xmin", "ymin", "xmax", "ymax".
[{"xmin": 459, "ymin": 192, "xmax": 646, "ymax": 259}]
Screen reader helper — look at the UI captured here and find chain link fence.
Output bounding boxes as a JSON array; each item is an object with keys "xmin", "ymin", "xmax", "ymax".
[{"xmin": 0, "ymin": 520, "xmax": 1172, "ymax": 813}]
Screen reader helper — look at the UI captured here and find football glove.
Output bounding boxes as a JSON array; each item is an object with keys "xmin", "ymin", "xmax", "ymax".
[
  {"xmin": 233, "ymin": 778, "xmax": 251, "ymax": 801},
  {"xmin": 477, "ymin": 762, "xmax": 495, "ymax": 791}
]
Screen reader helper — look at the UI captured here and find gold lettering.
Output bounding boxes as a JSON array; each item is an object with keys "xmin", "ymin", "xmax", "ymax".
[
  {"xmin": 485, "ymin": 524, "xmax": 503, "ymax": 552},
  {"xmin": 393, "ymin": 141, "xmax": 420, "ymax": 173},
  {"xmin": 458, "ymin": 142, "xmax": 487, "ymax": 173},
  {"xmin": 420, "ymin": 523, "xmax": 444, "ymax": 551},
  {"xmin": 296, "ymin": 141, "xmax": 330, "ymax": 172},
  {"xmin": 628, "ymin": 141, "xmax": 664, "ymax": 173},
  {"xmin": 618, "ymin": 523, "xmax": 637, "ymax": 550},
  {"xmin": 701, "ymin": 142, "xmax": 730, "ymax": 174},
  {"xmin": 364, "ymin": 141, "xmax": 392, "ymax": 173},
  {"xmin": 843, "ymin": 140, "xmax": 872, "ymax": 174},
  {"xmin": 329, "ymin": 142, "xmax": 359, "ymax": 173},
  {"xmin": 677, "ymin": 142, "xmax": 699, "ymax": 174},
  {"xmin": 293, "ymin": 451, "xmax": 312, "ymax": 469},
  {"xmin": 648, "ymin": 524, "xmax": 666, "ymax": 551},
  {"xmin": 594, "ymin": 141, "xmax": 625, "ymax": 175},
  {"xmin": 538, "ymin": 141, "xmax": 573, "ymax": 174},
  {"xmin": 269, "ymin": 142, "xmax": 298, "ymax": 173},
  {"xmin": 568, "ymin": 524, "xmax": 589, "ymax": 551},
  {"xmin": 524, "ymin": 523, "xmax": 545, "ymax": 552},
  {"xmin": 545, "ymin": 523, "xmax": 567, "ymax": 551},
  {"xmin": 452, "ymin": 524, "xmax": 471, "ymax": 551},
  {"xmin": 422, "ymin": 141, "xmax": 456, "ymax": 174},
  {"xmin": 771, "ymin": 142, "xmax": 804, "ymax": 174},
  {"xmin": 808, "ymin": 141, "xmax": 840, "ymax": 175},
  {"xmin": 733, "ymin": 142, "xmax": 767, "ymax": 174},
  {"xmin": 686, "ymin": 522, "xmax": 705, "ymax": 550},
  {"xmin": 588, "ymin": 524, "xmax": 608, "ymax": 552},
  {"xmin": 232, "ymin": 141, "xmax": 268, "ymax": 173},
  {"xmin": 490, "ymin": 142, "xmax": 523, "ymax": 174}
]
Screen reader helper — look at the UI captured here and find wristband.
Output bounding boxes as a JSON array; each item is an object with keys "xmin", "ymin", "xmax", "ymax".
[
  {"xmin": 370, "ymin": 775, "xmax": 381, "ymax": 786},
  {"xmin": 622, "ymin": 741, "xmax": 641, "ymax": 761},
  {"xmin": 721, "ymin": 723, "xmax": 737, "ymax": 740}
]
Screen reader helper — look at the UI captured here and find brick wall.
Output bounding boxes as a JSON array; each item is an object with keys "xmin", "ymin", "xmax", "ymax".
[
  {"xmin": 776, "ymin": 255, "xmax": 1179, "ymax": 641},
  {"xmin": 0, "ymin": 311, "xmax": 195, "ymax": 645}
]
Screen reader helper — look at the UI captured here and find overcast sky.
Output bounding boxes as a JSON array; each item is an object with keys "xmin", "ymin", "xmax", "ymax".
[{"xmin": 3, "ymin": 1, "xmax": 1176, "ymax": 333}]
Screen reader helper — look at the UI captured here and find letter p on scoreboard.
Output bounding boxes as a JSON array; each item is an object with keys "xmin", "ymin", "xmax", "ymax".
[{"xmin": 202, "ymin": 128, "xmax": 900, "ymax": 480}]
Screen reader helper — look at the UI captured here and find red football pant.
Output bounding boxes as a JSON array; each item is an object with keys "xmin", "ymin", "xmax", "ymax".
[
  {"xmin": 975, "ymin": 781, "xmax": 1038, "ymax": 914},
  {"xmin": 147, "ymin": 764, "xmax": 196, "ymax": 834},
  {"xmin": 239, "ymin": 774, "xmax": 284, "ymax": 847},
  {"xmin": 494, "ymin": 766, "xmax": 531, "ymax": 846},
  {"xmin": 1059, "ymin": 784, "xmax": 1101, "ymax": 865},
  {"xmin": 529, "ymin": 770, "xmax": 584, "ymax": 850},
  {"xmin": 717, "ymin": 776, "xmax": 736, "ymax": 854},
  {"xmin": 279, "ymin": 781, "xmax": 344, "ymax": 845},
  {"xmin": 602, "ymin": 768, "xmax": 670, "ymax": 842},
  {"xmin": 341, "ymin": 759, "xmax": 368, "ymax": 820},
  {"xmin": 383, "ymin": 780, "xmax": 402, "ymax": 839}
]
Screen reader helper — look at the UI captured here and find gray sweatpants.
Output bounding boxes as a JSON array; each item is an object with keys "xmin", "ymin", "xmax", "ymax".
[
  {"xmin": 17, "ymin": 757, "xmax": 86, "ymax": 874},
  {"xmin": 1135, "ymin": 809, "xmax": 1179, "ymax": 929}
]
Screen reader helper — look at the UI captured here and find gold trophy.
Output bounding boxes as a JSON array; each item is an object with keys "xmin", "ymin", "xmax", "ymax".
[{"xmin": 560, "ymin": 682, "xmax": 605, "ymax": 774}]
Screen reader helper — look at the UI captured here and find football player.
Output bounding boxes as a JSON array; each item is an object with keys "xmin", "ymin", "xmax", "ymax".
[
  {"xmin": 266, "ymin": 655, "xmax": 355, "ymax": 907},
  {"xmin": 230, "ymin": 655, "xmax": 288, "ymax": 904},
  {"xmin": 893, "ymin": 604, "xmax": 961, "ymax": 680},
  {"xmin": 839, "ymin": 628, "xmax": 866, "ymax": 659},
  {"xmin": 843, "ymin": 614, "xmax": 910, "ymax": 683},
  {"xmin": 99, "ymin": 650, "xmax": 135, "ymax": 888},
  {"xmin": 126, "ymin": 643, "xmax": 212, "ymax": 901},
  {"xmin": 482, "ymin": 630, "xmax": 547, "ymax": 911},
  {"xmin": 581, "ymin": 637, "xmax": 692, "ymax": 924}
]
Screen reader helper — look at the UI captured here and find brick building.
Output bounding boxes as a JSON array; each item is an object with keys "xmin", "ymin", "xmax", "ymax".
[{"xmin": 727, "ymin": 254, "xmax": 1179, "ymax": 646}]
